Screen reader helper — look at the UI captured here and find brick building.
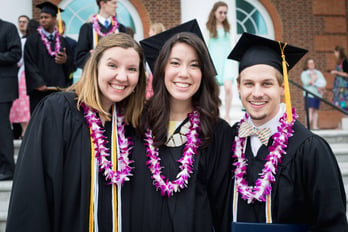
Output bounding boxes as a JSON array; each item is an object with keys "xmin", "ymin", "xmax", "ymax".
[{"xmin": 30, "ymin": 0, "xmax": 348, "ymax": 129}]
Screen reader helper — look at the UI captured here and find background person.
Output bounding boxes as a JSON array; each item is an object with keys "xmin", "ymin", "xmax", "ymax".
[
  {"xmin": 75, "ymin": 0, "xmax": 127, "ymax": 69},
  {"xmin": 301, "ymin": 58, "xmax": 326, "ymax": 130},
  {"xmin": 206, "ymin": 1, "xmax": 235, "ymax": 123},
  {"xmin": 0, "ymin": 18, "xmax": 21, "ymax": 180},
  {"xmin": 11, "ymin": 14, "xmax": 30, "ymax": 139},
  {"xmin": 25, "ymin": 1, "xmax": 74, "ymax": 113},
  {"xmin": 145, "ymin": 22, "xmax": 166, "ymax": 99},
  {"xmin": 330, "ymin": 45, "xmax": 348, "ymax": 110}
]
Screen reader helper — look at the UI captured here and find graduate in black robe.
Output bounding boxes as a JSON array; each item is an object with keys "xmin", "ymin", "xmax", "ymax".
[
  {"xmin": 6, "ymin": 33, "xmax": 147, "ymax": 232},
  {"xmin": 75, "ymin": 0, "xmax": 126, "ymax": 69},
  {"xmin": 228, "ymin": 33, "xmax": 347, "ymax": 231},
  {"xmin": 125, "ymin": 29, "xmax": 233, "ymax": 232},
  {"xmin": 25, "ymin": 2, "xmax": 74, "ymax": 113}
]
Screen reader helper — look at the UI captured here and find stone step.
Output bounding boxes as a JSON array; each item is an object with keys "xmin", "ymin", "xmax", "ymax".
[
  {"xmin": 330, "ymin": 143, "xmax": 348, "ymax": 163},
  {"xmin": 0, "ymin": 181, "xmax": 11, "ymax": 232},
  {"xmin": 312, "ymin": 129, "xmax": 348, "ymax": 144}
]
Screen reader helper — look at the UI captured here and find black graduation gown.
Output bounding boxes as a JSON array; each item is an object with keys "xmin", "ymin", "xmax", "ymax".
[
  {"xmin": 24, "ymin": 32, "xmax": 74, "ymax": 94},
  {"xmin": 230, "ymin": 121, "xmax": 347, "ymax": 231},
  {"xmin": 122, "ymin": 119, "xmax": 234, "ymax": 232},
  {"xmin": 6, "ymin": 92, "xmax": 133, "ymax": 232},
  {"xmin": 75, "ymin": 22, "xmax": 126, "ymax": 69}
]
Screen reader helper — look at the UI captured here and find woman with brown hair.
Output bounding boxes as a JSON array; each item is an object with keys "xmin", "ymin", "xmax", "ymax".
[
  {"xmin": 330, "ymin": 45, "xmax": 348, "ymax": 110},
  {"xmin": 7, "ymin": 33, "xmax": 146, "ymax": 231},
  {"xmin": 122, "ymin": 31, "xmax": 233, "ymax": 232},
  {"xmin": 206, "ymin": 1, "xmax": 235, "ymax": 123}
]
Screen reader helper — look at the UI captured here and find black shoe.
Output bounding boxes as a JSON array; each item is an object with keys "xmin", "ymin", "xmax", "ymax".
[{"xmin": 0, "ymin": 173, "xmax": 13, "ymax": 181}]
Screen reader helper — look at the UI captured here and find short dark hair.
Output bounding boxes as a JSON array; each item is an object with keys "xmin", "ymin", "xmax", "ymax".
[{"xmin": 18, "ymin": 15, "xmax": 30, "ymax": 22}]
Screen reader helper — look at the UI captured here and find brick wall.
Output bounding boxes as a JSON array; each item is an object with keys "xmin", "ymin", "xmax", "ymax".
[
  {"xmin": 269, "ymin": 0, "xmax": 348, "ymax": 128},
  {"xmin": 140, "ymin": 0, "xmax": 181, "ymax": 37}
]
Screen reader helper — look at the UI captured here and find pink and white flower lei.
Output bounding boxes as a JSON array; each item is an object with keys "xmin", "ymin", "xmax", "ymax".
[
  {"xmin": 92, "ymin": 15, "xmax": 119, "ymax": 37},
  {"xmin": 233, "ymin": 108, "xmax": 297, "ymax": 203},
  {"xmin": 144, "ymin": 111, "xmax": 201, "ymax": 197},
  {"xmin": 81, "ymin": 103, "xmax": 133, "ymax": 186},
  {"xmin": 37, "ymin": 26, "xmax": 61, "ymax": 57}
]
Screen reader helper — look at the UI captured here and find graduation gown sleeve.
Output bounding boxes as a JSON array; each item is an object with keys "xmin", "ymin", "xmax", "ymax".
[
  {"xmin": 6, "ymin": 92, "xmax": 92, "ymax": 232},
  {"xmin": 281, "ymin": 131, "xmax": 347, "ymax": 230},
  {"xmin": 75, "ymin": 23, "xmax": 93, "ymax": 69}
]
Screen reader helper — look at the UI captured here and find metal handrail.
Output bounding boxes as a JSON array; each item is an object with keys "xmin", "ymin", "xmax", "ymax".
[{"xmin": 289, "ymin": 79, "xmax": 348, "ymax": 129}]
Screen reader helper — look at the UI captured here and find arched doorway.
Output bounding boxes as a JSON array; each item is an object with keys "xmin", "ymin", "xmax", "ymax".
[{"xmin": 59, "ymin": 0, "xmax": 144, "ymax": 41}]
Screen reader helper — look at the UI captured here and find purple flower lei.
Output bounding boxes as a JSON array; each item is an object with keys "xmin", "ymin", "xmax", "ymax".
[
  {"xmin": 232, "ymin": 108, "xmax": 298, "ymax": 203},
  {"xmin": 37, "ymin": 26, "xmax": 61, "ymax": 57},
  {"xmin": 81, "ymin": 103, "xmax": 133, "ymax": 186},
  {"xmin": 144, "ymin": 111, "xmax": 201, "ymax": 197},
  {"xmin": 92, "ymin": 15, "xmax": 119, "ymax": 37}
]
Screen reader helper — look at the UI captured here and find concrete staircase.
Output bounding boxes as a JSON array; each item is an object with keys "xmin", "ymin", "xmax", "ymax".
[
  {"xmin": 312, "ymin": 130, "xmax": 348, "ymax": 198},
  {"xmin": 0, "ymin": 130, "xmax": 347, "ymax": 231},
  {"xmin": 0, "ymin": 140, "xmax": 20, "ymax": 232}
]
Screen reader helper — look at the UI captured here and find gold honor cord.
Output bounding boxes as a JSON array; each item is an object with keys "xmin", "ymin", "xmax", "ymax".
[
  {"xmin": 89, "ymin": 129, "xmax": 95, "ymax": 232},
  {"xmin": 112, "ymin": 108, "xmax": 118, "ymax": 232},
  {"xmin": 266, "ymin": 194, "xmax": 272, "ymax": 223},
  {"xmin": 279, "ymin": 42, "xmax": 292, "ymax": 122},
  {"xmin": 57, "ymin": 8, "xmax": 63, "ymax": 34},
  {"xmin": 88, "ymin": 111, "xmax": 119, "ymax": 232}
]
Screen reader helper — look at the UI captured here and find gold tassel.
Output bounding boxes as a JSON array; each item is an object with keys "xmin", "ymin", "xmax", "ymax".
[
  {"xmin": 279, "ymin": 42, "xmax": 292, "ymax": 122},
  {"xmin": 57, "ymin": 8, "xmax": 63, "ymax": 34}
]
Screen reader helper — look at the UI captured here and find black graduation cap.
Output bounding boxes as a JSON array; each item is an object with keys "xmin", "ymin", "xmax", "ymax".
[
  {"xmin": 36, "ymin": 1, "xmax": 64, "ymax": 17},
  {"xmin": 140, "ymin": 19, "xmax": 216, "ymax": 75},
  {"xmin": 228, "ymin": 32, "xmax": 308, "ymax": 122},
  {"xmin": 228, "ymin": 32, "xmax": 307, "ymax": 74}
]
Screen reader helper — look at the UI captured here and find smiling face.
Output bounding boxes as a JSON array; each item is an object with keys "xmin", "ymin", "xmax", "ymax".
[
  {"xmin": 97, "ymin": 46, "xmax": 140, "ymax": 112},
  {"xmin": 238, "ymin": 64, "xmax": 284, "ymax": 126},
  {"xmin": 164, "ymin": 42, "xmax": 202, "ymax": 108}
]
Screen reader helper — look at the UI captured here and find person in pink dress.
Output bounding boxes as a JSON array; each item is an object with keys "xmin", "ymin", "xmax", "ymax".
[{"xmin": 9, "ymin": 69, "xmax": 30, "ymax": 139}]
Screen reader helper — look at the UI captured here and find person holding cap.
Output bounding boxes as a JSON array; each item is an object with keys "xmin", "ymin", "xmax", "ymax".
[
  {"xmin": 75, "ymin": 0, "xmax": 127, "ymax": 69},
  {"xmin": 25, "ymin": 1, "xmax": 74, "ymax": 113},
  {"xmin": 228, "ymin": 33, "xmax": 347, "ymax": 231},
  {"xmin": 120, "ymin": 20, "xmax": 233, "ymax": 232}
]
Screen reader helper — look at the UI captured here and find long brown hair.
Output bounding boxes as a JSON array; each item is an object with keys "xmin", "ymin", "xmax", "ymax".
[
  {"xmin": 67, "ymin": 33, "xmax": 146, "ymax": 127},
  {"xmin": 335, "ymin": 46, "xmax": 347, "ymax": 65},
  {"xmin": 206, "ymin": 1, "xmax": 230, "ymax": 38},
  {"xmin": 142, "ymin": 32, "xmax": 220, "ymax": 148}
]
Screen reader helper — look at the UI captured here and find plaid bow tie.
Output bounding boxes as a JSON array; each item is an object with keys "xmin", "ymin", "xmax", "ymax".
[{"xmin": 239, "ymin": 121, "xmax": 272, "ymax": 145}]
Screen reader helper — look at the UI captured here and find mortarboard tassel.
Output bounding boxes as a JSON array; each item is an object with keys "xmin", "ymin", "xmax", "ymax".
[
  {"xmin": 279, "ymin": 42, "xmax": 292, "ymax": 122},
  {"xmin": 57, "ymin": 7, "xmax": 63, "ymax": 34}
]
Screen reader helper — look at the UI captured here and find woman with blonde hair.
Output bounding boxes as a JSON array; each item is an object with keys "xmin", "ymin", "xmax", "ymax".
[{"xmin": 7, "ymin": 33, "xmax": 147, "ymax": 231}]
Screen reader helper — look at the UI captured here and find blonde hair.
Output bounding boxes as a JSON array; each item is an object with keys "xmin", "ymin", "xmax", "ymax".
[
  {"xmin": 149, "ymin": 23, "xmax": 166, "ymax": 36},
  {"xmin": 67, "ymin": 33, "xmax": 146, "ymax": 127}
]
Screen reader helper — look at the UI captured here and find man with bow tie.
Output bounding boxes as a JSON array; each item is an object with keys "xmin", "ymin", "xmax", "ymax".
[{"xmin": 227, "ymin": 33, "xmax": 347, "ymax": 231}]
